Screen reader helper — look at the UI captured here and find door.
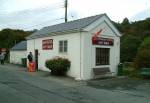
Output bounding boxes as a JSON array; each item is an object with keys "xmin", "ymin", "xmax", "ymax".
[{"xmin": 35, "ymin": 49, "xmax": 38, "ymax": 70}]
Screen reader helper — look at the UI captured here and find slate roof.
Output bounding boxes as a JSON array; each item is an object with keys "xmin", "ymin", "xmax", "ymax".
[
  {"xmin": 27, "ymin": 14, "xmax": 105, "ymax": 39},
  {"xmin": 11, "ymin": 41, "xmax": 27, "ymax": 51}
]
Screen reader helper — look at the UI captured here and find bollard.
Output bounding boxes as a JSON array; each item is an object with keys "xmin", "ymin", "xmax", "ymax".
[{"xmin": 28, "ymin": 62, "xmax": 36, "ymax": 72}]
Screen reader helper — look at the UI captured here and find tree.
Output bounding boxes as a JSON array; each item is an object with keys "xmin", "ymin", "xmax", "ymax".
[
  {"xmin": 134, "ymin": 48, "xmax": 150, "ymax": 69},
  {"xmin": 122, "ymin": 18, "xmax": 130, "ymax": 25},
  {"xmin": 0, "ymin": 29, "xmax": 15, "ymax": 48},
  {"xmin": 134, "ymin": 37, "xmax": 150, "ymax": 69},
  {"xmin": 0, "ymin": 28, "xmax": 33, "ymax": 49},
  {"xmin": 114, "ymin": 16, "xmax": 150, "ymax": 63},
  {"xmin": 120, "ymin": 35, "xmax": 141, "ymax": 62},
  {"xmin": 138, "ymin": 37, "xmax": 150, "ymax": 50},
  {"xmin": 142, "ymin": 30, "xmax": 150, "ymax": 39}
]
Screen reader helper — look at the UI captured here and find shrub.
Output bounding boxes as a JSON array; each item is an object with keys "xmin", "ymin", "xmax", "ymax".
[
  {"xmin": 134, "ymin": 37, "xmax": 150, "ymax": 69},
  {"xmin": 45, "ymin": 57, "xmax": 71, "ymax": 75},
  {"xmin": 121, "ymin": 62, "xmax": 131, "ymax": 76},
  {"xmin": 122, "ymin": 62, "xmax": 133, "ymax": 76},
  {"xmin": 134, "ymin": 48, "xmax": 150, "ymax": 69},
  {"xmin": 123, "ymin": 65, "xmax": 141, "ymax": 77},
  {"xmin": 120, "ymin": 35, "xmax": 141, "ymax": 62},
  {"xmin": 138, "ymin": 37, "xmax": 150, "ymax": 50}
]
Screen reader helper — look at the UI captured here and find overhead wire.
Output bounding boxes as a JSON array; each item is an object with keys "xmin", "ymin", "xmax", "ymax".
[
  {"xmin": 22, "ymin": 17, "xmax": 65, "ymax": 30},
  {"xmin": 0, "ymin": 1, "xmax": 65, "ymax": 15},
  {"xmin": 21, "ymin": 0, "xmax": 67, "ymax": 30},
  {"xmin": 0, "ymin": 0, "xmax": 66, "ymax": 30}
]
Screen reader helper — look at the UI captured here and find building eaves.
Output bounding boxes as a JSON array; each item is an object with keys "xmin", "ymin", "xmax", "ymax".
[
  {"xmin": 11, "ymin": 41, "xmax": 27, "ymax": 51},
  {"xmin": 26, "ymin": 14, "xmax": 105, "ymax": 40}
]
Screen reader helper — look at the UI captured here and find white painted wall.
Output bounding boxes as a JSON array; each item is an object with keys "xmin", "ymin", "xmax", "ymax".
[
  {"xmin": 27, "ymin": 33, "xmax": 82, "ymax": 79},
  {"xmin": 27, "ymin": 15, "xmax": 121, "ymax": 80},
  {"xmin": 10, "ymin": 51, "xmax": 27, "ymax": 64},
  {"xmin": 81, "ymin": 16, "xmax": 120, "ymax": 80}
]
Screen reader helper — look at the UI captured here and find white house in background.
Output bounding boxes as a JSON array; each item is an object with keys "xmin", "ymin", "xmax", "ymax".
[
  {"xmin": 26, "ymin": 14, "xmax": 121, "ymax": 80},
  {"xmin": 10, "ymin": 41, "xmax": 27, "ymax": 64}
]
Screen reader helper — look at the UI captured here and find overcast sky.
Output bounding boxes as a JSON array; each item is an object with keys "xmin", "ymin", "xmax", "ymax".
[{"xmin": 0, "ymin": 0, "xmax": 150, "ymax": 30}]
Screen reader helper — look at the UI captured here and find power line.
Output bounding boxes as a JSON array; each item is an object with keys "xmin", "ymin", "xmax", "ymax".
[
  {"xmin": 0, "ymin": 0, "xmax": 67, "ymax": 30},
  {"xmin": 22, "ymin": 17, "xmax": 64, "ymax": 30},
  {"xmin": 0, "ymin": 1, "xmax": 65, "ymax": 15}
]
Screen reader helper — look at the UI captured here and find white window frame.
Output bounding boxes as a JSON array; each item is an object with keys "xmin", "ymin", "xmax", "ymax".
[
  {"xmin": 95, "ymin": 48, "xmax": 110, "ymax": 66},
  {"xmin": 59, "ymin": 40, "xmax": 68, "ymax": 53}
]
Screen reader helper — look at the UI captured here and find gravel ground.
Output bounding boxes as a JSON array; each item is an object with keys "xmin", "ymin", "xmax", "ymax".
[
  {"xmin": 87, "ymin": 77, "xmax": 150, "ymax": 92},
  {"xmin": 1, "ymin": 64, "xmax": 150, "ymax": 103}
]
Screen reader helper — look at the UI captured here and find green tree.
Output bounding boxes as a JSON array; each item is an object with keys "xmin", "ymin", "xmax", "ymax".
[
  {"xmin": 138, "ymin": 37, "xmax": 150, "ymax": 50},
  {"xmin": 134, "ymin": 49, "xmax": 150, "ymax": 69},
  {"xmin": 134, "ymin": 37, "xmax": 150, "ymax": 69},
  {"xmin": 0, "ymin": 28, "xmax": 33, "ymax": 49},
  {"xmin": 122, "ymin": 18, "xmax": 130, "ymax": 25},
  {"xmin": 114, "ymin": 16, "xmax": 150, "ymax": 63},
  {"xmin": 120, "ymin": 35, "xmax": 141, "ymax": 62}
]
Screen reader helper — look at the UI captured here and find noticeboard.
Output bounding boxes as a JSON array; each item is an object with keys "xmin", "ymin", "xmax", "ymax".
[
  {"xmin": 42, "ymin": 39, "xmax": 53, "ymax": 50},
  {"xmin": 92, "ymin": 37, "xmax": 114, "ymax": 46}
]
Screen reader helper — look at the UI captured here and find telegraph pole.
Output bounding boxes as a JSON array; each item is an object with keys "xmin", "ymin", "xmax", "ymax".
[{"xmin": 65, "ymin": 0, "xmax": 68, "ymax": 22}]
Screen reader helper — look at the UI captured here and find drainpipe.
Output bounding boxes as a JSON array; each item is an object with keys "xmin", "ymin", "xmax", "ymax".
[
  {"xmin": 34, "ymin": 39, "xmax": 35, "ymax": 50},
  {"xmin": 79, "ymin": 31, "xmax": 82, "ymax": 80},
  {"xmin": 33, "ymin": 39, "xmax": 35, "ymax": 61}
]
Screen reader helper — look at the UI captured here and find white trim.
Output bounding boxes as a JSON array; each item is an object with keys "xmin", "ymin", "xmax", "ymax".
[{"xmin": 83, "ymin": 14, "xmax": 122, "ymax": 37}]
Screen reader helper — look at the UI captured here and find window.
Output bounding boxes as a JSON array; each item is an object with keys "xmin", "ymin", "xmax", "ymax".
[
  {"xmin": 96, "ymin": 48, "xmax": 110, "ymax": 65},
  {"xmin": 59, "ymin": 41, "xmax": 63, "ymax": 52},
  {"xmin": 59, "ymin": 40, "xmax": 68, "ymax": 53}
]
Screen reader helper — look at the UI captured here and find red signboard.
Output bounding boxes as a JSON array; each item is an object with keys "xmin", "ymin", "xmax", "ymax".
[
  {"xmin": 92, "ymin": 37, "xmax": 114, "ymax": 46},
  {"xmin": 0, "ymin": 48, "xmax": 7, "ymax": 52},
  {"xmin": 42, "ymin": 39, "xmax": 53, "ymax": 50}
]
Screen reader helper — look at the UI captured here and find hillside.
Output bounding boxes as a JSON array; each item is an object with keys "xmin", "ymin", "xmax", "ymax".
[
  {"xmin": 0, "ymin": 17, "xmax": 150, "ymax": 63},
  {"xmin": 114, "ymin": 17, "xmax": 150, "ymax": 62},
  {"xmin": 0, "ymin": 29, "xmax": 35, "ymax": 49}
]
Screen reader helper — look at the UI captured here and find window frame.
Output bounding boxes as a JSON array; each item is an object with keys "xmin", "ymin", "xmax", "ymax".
[
  {"xmin": 59, "ymin": 40, "xmax": 68, "ymax": 53},
  {"xmin": 95, "ymin": 48, "xmax": 110, "ymax": 66}
]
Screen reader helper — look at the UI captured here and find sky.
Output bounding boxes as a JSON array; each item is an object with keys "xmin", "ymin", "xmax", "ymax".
[{"xmin": 0, "ymin": 0, "xmax": 150, "ymax": 30}]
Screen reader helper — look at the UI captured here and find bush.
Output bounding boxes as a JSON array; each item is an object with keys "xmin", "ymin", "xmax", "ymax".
[
  {"xmin": 134, "ymin": 48, "xmax": 150, "ymax": 69},
  {"xmin": 45, "ymin": 57, "xmax": 71, "ymax": 75},
  {"xmin": 120, "ymin": 35, "xmax": 141, "ymax": 62},
  {"xmin": 134, "ymin": 37, "xmax": 150, "ymax": 69},
  {"xmin": 122, "ymin": 62, "xmax": 132, "ymax": 76},
  {"xmin": 122, "ymin": 62, "xmax": 133, "ymax": 76},
  {"xmin": 138, "ymin": 37, "xmax": 150, "ymax": 50},
  {"xmin": 121, "ymin": 62, "xmax": 141, "ymax": 78}
]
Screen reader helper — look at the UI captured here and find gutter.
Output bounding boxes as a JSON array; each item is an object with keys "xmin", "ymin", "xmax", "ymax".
[
  {"xmin": 79, "ymin": 30, "xmax": 82, "ymax": 80},
  {"xmin": 26, "ymin": 29, "xmax": 86, "ymax": 40}
]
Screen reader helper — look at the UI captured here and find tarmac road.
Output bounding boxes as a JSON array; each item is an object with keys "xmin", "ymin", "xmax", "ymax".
[{"xmin": 0, "ymin": 64, "xmax": 149, "ymax": 103}]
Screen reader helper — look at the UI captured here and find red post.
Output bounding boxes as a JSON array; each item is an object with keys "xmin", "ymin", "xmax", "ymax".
[{"xmin": 28, "ymin": 62, "xmax": 36, "ymax": 72}]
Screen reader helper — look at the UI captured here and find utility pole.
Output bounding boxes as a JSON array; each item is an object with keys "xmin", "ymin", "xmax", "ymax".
[{"xmin": 65, "ymin": 0, "xmax": 68, "ymax": 22}]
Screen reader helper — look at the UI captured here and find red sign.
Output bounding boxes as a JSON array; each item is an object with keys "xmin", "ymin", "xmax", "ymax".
[
  {"xmin": 92, "ymin": 37, "xmax": 114, "ymax": 46},
  {"xmin": 0, "ymin": 48, "xmax": 7, "ymax": 52},
  {"xmin": 42, "ymin": 39, "xmax": 53, "ymax": 50},
  {"xmin": 93, "ymin": 29, "xmax": 103, "ymax": 37}
]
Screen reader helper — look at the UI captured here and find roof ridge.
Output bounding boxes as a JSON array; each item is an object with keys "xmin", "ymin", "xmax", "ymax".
[
  {"xmin": 11, "ymin": 41, "xmax": 27, "ymax": 50},
  {"xmin": 43, "ymin": 14, "xmax": 105, "ymax": 29},
  {"xmin": 27, "ymin": 13, "xmax": 106, "ymax": 39}
]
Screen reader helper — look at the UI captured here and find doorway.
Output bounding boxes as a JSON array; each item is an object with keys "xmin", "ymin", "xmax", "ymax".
[{"xmin": 35, "ymin": 49, "xmax": 38, "ymax": 70}]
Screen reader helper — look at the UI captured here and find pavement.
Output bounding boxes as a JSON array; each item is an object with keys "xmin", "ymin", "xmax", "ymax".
[{"xmin": 0, "ymin": 63, "xmax": 150, "ymax": 103}]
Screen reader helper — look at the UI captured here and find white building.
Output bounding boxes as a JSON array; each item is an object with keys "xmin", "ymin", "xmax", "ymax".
[
  {"xmin": 26, "ymin": 14, "xmax": 121, "ymax": 80},
  {"xmin": 10, "ymin": 41, "xmax": 27, "ymax": 64}
]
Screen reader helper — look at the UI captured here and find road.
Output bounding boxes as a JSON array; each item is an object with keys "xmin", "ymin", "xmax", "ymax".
[{"xmin": 0, "ymin": 64, "xmax": 149, "ymax": 103}]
